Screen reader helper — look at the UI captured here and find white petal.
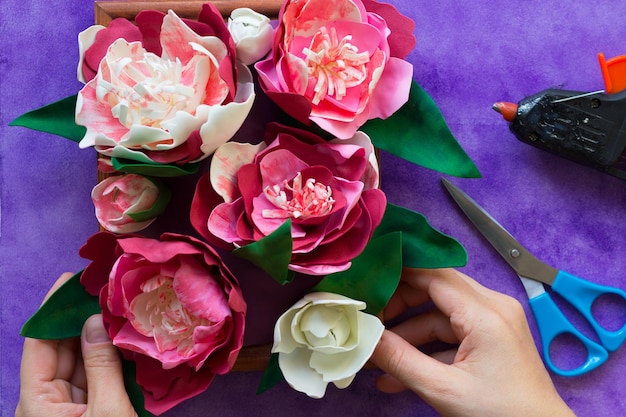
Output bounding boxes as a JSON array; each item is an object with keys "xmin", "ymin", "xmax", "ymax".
[
  {"xmin": 272, "ymin": 299, "xmax": 309, "ymax": 354},
  {"xmin": 278, "ymin": 348, "xmax": 328, "ymax": 399},
  {"xmin": 77, "ymin": 25, "xmax": 105, "ymax": 83},
  {"xmin": 210, "ymin": 141, "xmax": 266, "ymax": 203},
  {"xmin": 309, "ymin": 311, "xmax": 384, "ymax": 382},
  {"xmin": 332, "ymin": 374, "xmax": 356, "ymax": 390},
  {"xmin": 228, "ymin": 9, "xmax": 274, "ymax": 65},
  {"xmin": 197, "ymin": 89, "xmax": 255, "ymax": 159},
  {"xmin": 120, "ymin": 125, "xmax": 173, "ymax": 148}
]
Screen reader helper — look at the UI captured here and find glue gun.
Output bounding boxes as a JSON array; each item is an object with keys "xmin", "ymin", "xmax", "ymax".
[{"xmin": 493, "ymin": 53, "xmax": 626, "ymax": 180}]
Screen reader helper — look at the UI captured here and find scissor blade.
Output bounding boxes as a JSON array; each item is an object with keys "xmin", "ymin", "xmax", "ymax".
[{"xmin": 441, "ymin": 178, "xmax": 559, "ymax": 286}]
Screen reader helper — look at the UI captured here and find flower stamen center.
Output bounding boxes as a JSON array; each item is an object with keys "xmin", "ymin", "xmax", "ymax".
[
  {"xmin": 302, "ymin": 26, "xmax": 369, "ymax": 105},
  {"xmin": 98, "ymin": 54, "xmax": 197, "ymax": 131},
  {"xmin": 263, "ymin": 172, "xmax": 334, "ymax": 219},
  {"xmin": 132, "ymin": 275, "xmax": 210, "ymax": 357}
]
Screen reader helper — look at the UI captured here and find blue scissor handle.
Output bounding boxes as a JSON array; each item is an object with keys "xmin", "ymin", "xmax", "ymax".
[
  {"xmin": 529, "ymin": 292, "xmax": 609, "ymax": 376},
  {"xmin": 552, "ymin": 270, "xmax": 626, "ymax": 352}
]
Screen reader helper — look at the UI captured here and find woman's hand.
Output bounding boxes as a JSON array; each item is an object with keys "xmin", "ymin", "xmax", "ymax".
[
  {"xmin": 370, "ymin": 268, "xmax": 576, "ymax": 417},
  {"xmin": 16, "ymin": 272, "xmax": 137, "ymax": 417}
]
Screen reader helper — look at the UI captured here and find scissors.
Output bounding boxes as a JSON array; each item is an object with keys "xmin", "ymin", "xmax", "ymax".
[{"xmin": 441, "ymin": 178, "xmax": 626, "ymax": 376}]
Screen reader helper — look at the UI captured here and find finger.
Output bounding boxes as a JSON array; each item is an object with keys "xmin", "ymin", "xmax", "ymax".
[
  {"xmin": 20, "ymin": 273, "xmax": 79, "ymax": 390},
  {"xmin": 375, "ymin": 348, "xmax": 459, "ymax": 394},
  {"xmin": 20, "ymin": 338, "xmax": 61, "ymax": 391},
  {"xmin": 370, "ymin": 329, "xmax": 459, "ymax": 396},
  {"xmin": 375, "ymin": 373, "xmax": 408, "ymax": 393},
  {"xmin": 389, "ymin": 309, "xmax": 459, "ymax": 347},
  {"xmin": 431, "ymin": 348, "xmax": 457, "ymax": 365},
  {"xmin": 383, "ymin": 281, "xmax": 431, "ymax": 321},
  {"xmin": 81, "ymin": 315, "xmax": 135, "ymax": 415},
  {"xmin": 401, "ymin": 268, "xmax": 488, "ymax": 322}
]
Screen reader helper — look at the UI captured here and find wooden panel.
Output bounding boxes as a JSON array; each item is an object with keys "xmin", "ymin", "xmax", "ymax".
[
  {"xmin": 92, "ymin": 0, "xmax": 283, "ymax": 372},
  {"xmin": 95, "ymin": 0, "xmax": 283, "ymax": 25}
]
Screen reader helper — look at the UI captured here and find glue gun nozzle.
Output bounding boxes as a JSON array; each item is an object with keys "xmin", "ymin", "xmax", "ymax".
[{"xmin": 492, "ymin": 101, "xmax": 518, "ymax": 122}]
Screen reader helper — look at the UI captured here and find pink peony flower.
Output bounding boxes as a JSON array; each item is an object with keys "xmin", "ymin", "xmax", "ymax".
[
  {"xmin": 75, "ymin": 5, "xmax": 255, "ymax": 166},
  {"xmin": 255, "ymin": 0, "xmax": 415, "ymax": 139},
  {"xmin": 79, "ymin": 232, "xmax": 246, "ymax": 415},
  {"xmin": 190, "ymin": 123, "xmax": 386, "ymax": 275},
  {"xmin": 92, "ymin": 173, "xmax": 169, "ymax": 233}
]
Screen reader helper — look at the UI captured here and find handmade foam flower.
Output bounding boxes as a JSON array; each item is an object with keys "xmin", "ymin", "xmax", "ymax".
[
  {"xmin": 79, "ymin": 232, "xmax": 246, "ymax": 415},
  {"xmin": 190, "ymin": 123, "xmax": 386, "ymax": 276},
  {"xmin": 228, "ymin": 8, "xmax": 274, "ymax": 65},
  {"xmin": 75, "ymin": 7, "xmax": 255, "ymax": 167},
  {"xmin": 255, "ymin": 0, "xmax": 415, "ymax": 139},
  {"xmin": 272, "ymin": 292, "xmax": 384, "ymax": 398},
  {"xmin": 92, "ymin": 173, "xmax": 170, "ymax": 233}
]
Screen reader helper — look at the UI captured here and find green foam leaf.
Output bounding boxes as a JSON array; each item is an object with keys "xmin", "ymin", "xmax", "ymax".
[
  {"xmin": 111, "ymin": 157, "xmax": 201, "ymax": 178},
  {"xmin": 233, "ymin": 219, "xmax": 294, "ymax": 285},
  {"xmin": 256, "ymin": 353, "xmax": 284, "ymax": 395},
  {"xmin": 20, "ymin": 270, "xmax": 100, "ymax": 339},
  {"xmin": 374, "ymin": 203, "xmax": 468, "ymax": 268},
  {"xmin": 9, "ymin": 95, "xmax": 86, "ymax": 143},
  {"xmin": 362, "ymin": 81, "xmax": 481, "ymax": 178},
  {"xmin": 312, "ymin": 231, "xmax": 403, "ymax": 315},
  {"xmin": 122, "ymin": 359, "xmax": 152, "ymax": 417}
]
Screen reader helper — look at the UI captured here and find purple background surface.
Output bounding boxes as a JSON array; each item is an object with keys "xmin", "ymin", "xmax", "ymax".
[{"xmin": 2, "ymin": 1, "xmax": 626, "ymax": 416}]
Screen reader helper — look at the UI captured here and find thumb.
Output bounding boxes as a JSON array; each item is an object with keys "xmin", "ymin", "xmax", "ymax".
[{"xmin": 81, "ymin": 315, "xmax": 137, "ymax": 417}]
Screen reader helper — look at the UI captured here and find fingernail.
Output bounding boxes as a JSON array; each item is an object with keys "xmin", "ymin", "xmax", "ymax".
[{"xmin": 84, "ymin": 315, "xmax": 110, "ymax": 344}]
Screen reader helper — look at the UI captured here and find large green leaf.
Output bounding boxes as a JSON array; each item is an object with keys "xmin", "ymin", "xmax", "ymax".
[
  {"xmin": 9, "ymin": 95, "xmax": 86, "ymax": 143},
  {"xmin": 20, "ymin": 271, "xmax": 100, "ymax": 339},
  {"xmin": 233, "ymin": 219, "xmax": 294, "ymax": 285},
  {"xmin": 374, "ymin": 203, "xmax": 468, "ymax": 268},
  {"xmin": 362, "ymin": 81, "xmax": 481, "ymax": 178},
  {"xmin": 111, "ymin": 157, "xmax": 201, "ymax": 178},
  {"xmin": 312, "ymin": 231, "xmax": 403, "ymax": 315}
]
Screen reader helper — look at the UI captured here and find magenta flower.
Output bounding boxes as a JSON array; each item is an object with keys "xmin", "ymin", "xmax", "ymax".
[
  {"xmin": 191, "ymin": 123, "xmax": 386, "ymax": 276},
  {"xmin": 75, "ymin": 5, "xmax": 255, "ymax": 166},
  {"xmin": 255, "ymin": 0, "xmax": 415, "ymax": 139},
  {"xmin": 79, "ymin": 232, "xmax": 246, "ymax": 415}
]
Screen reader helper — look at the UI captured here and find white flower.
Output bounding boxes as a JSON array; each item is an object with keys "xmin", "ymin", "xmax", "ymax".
[
  {"xmin": 272, "ymin": 292, "xmax": 384, "ymax": 398},
  {"xmin": 228, "ymin": 8, "xmax": 274, "ymax": 65}
]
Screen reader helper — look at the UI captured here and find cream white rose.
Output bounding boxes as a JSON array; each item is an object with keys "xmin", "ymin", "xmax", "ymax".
[
  {"xmin": 272, "ymin": 292, "xmax": 384, "ymax": 398},
  {"xmin": 228, "ymin": 8, "xmax": 273, "ymax": 65}
]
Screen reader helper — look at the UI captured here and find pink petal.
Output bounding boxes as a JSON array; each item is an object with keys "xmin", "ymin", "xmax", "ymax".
[
  {"xmin": 258, "ymin": 148, "xmax": 309, "ymax": 189},
  {"xmin": 366, "ymin": 57, "xmax": 413, "ymax": 120},
  {"xmin": 160, "ymin": 10, "xmax": 227, "ymax": 65},
  {"xmin": 292, "ymin": 0, "xmax": 363, "ymax": 37},
  {"xmin": 76, "ymin": 80, "xmax": 128, "ymax": 148},
  {"xmin": 173, "ymin": 257, "xmax": 230, "ymax": 322},
  {"xmin": 208, "ymin": 199, "xmax": 246, "ymax": 244},
  {"xmin": 361, "ymin": 0, "xmax": 416, "ymax": 59}
]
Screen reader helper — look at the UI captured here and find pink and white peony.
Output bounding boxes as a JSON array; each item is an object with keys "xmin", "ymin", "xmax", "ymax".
[
  {"xmin": 75, "ymin": 7, "xmax": 255, "ymax": 165},
  {"xmin": 79, "ymin": 231, "xmax": 246, "ymax": 415},
  {"xmin": 190, "ymin": 123, "xmax": 386, "ymax": 275},
  {"xmin": 92, "ymin": 173, "xmax": 168, "ymax": 233},
  {"xmin": 272, "ymin": 292, "xmax": 384, "ymax": 398},
  {"xmin": 228, "ymin": 8, "xmax": 274, "ymax": 65},
  {"xmin": 255, "ymin": 0, "xmax": 415, "ymax": 139}
]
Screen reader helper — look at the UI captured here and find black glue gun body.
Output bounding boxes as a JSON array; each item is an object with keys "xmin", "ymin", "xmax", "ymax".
[{"xmin": 494, "ymin": 89, "xmax": 626, "ymax": 180}]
